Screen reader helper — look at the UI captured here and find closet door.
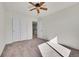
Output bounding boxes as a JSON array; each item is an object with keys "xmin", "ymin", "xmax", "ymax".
[
  {"xmin": 12, "ymin": 16, "xmax": 32, "ymax": 42},
  {"xmin": 12, "ymin": 16, "xmax": 21, "ymax": 42}
]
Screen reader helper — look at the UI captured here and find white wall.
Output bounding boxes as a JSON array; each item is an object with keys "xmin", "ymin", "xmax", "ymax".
[
  {"xmin": 37, "ymin": 20, "xmax": 48, "ymax": 39},
  {"xmin": 37, "ymin": 4, "xmax": 79, "ymax": 50},
  {"xmin": 0, "ymin": 3, "xmax": 6, "ymax": 55}
]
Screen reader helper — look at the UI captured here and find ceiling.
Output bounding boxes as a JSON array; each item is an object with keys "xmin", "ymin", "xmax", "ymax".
[{"xmin": 3, "ymin": 2, "xmax": 78, "ymax": 17}]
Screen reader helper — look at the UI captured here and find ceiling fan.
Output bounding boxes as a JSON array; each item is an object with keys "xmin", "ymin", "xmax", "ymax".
[{"xmin": 29, "ymin": 2, "xmax": 48, "ymax": 14}]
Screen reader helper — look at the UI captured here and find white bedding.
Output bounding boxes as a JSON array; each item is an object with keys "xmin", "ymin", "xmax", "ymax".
[
  {"xmin": 38, "ymin": 43, "xmax": 61, "ymax": 57},
  {"xmin": 38, "ymin": 36, "xmax": 71, "ymax": 57}
]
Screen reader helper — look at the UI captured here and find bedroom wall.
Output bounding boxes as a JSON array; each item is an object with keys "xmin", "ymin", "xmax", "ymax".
[
  {"xmin": 37, "ymin": 4, "xmax": 79, "ymax": 50},
  {"xmin": 0, "ymin": 3, "xmax": 6, "ymax": 55}
]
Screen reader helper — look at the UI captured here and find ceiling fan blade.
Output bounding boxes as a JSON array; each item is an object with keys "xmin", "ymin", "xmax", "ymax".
[
  {"xmin": 40, "ymin": 7, "xmax": 48, "ymax": 10},
  {"xmin": 29, "ymin": 2, "xmax": 35, "ymax": 6},
  {"xmin": 39, "ymin": 2, "xmax": 45, "ymax": 6},
  {"xmin": 36, "ymin": 9, "xmax": 40, "ymax": 14},
  {"xmin": 30, "ymin": 8, "xmax": 36, "ymax": 11}
]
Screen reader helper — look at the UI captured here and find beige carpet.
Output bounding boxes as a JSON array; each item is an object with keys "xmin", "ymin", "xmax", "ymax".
[{"xmin": 1, "ymin": 38, "xmax": 47, "ymax": 57}]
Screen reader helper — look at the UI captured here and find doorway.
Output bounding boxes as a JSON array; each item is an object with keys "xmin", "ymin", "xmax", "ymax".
[{"xmin": 32, "ymin": 21, "xmax": 37, "ymax": 38}]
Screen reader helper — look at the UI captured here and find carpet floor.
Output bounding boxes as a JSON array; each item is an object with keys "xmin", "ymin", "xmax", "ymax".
[
  {"xmin": 1, "ymin": 38, "xmax": 79, "ymax": 57},
  {"xmin": 1, "ymin": 38, "xmax": 47, "ymax": 57}
]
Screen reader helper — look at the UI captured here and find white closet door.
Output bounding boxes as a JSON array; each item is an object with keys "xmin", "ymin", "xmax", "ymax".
[
  {"xmin": 20, "ymin": 17, "xmax": 28, "ymax": 40},
  {"xmin": 12, "ymin": 16, "xmax": 32, "ymax": 42},
  {"xmin": 12, "ymin": 16, "xmax": 21, "ymax": 42}
]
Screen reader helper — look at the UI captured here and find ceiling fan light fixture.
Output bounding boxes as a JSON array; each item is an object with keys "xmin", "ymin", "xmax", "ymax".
[{"xmin": 29, "ymin": 2, "xmax": 48, "ymax": 15}]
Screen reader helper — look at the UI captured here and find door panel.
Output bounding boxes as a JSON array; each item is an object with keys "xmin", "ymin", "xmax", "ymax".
[{"xmin": 12, "ymin": 16, "xmax": 21, "ymax": 42}]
